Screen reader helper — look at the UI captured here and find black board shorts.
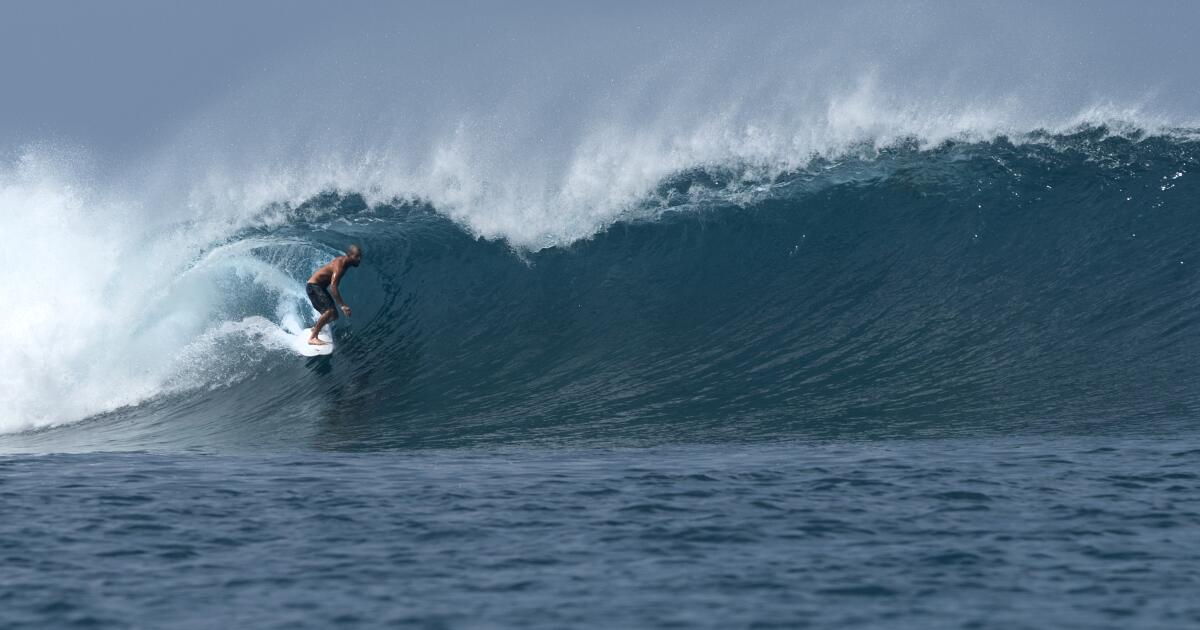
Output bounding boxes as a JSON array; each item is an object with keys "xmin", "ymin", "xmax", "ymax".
[{"xmin": 306, "ymin": 283, "xmax": 336, "ymax": 314}]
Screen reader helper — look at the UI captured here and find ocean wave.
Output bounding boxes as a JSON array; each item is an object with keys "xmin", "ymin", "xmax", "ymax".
[{"xmin": 3, "ymin": 129, "xmax": 1199, "ymax": 449}]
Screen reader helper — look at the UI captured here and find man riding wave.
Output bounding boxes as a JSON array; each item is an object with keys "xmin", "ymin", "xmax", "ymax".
[{"xmin": 305, "ymin": 244, "xmax": 362, "ymax": 346}]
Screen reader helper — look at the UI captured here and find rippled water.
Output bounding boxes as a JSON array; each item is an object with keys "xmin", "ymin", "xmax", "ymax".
[{"xmin": 4, "ymin": 435, "xmax": 1199, "ymax": 629}]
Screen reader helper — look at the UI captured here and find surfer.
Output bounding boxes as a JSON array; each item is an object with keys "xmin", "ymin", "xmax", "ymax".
[{"xmin": 305, "ymin": 244, "xmax": 363, "ymax": 346}]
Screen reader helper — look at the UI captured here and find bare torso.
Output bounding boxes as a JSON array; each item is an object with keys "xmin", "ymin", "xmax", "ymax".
[{"xmin": 307, "ymin": 256, "xmax": 350, "ymax": 287}]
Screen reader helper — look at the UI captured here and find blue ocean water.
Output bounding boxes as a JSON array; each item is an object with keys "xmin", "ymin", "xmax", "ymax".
[
  {"xmin": 4, "ymin": 438, "xmax": 1200, "ymax": 629},
  {"xmin": 3, "ymin": 128, "xmax": 1200, "ymax": 627}
]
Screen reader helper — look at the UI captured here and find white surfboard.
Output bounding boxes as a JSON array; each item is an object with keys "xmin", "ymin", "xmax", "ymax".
[{"xmin": 293, "ymin": 327, "xmax": 335, "ymax": 356}]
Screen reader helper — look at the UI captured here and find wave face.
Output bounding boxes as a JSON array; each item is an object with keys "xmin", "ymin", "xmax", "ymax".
[{"xmin": 4, "ymin": 128, "xmax": 1199, "ymax": 450}]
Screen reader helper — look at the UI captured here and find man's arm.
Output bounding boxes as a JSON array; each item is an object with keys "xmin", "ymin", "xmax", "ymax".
[{"xmin": 328, "ymin": 259, "xmax": 351, "ymax": 316}]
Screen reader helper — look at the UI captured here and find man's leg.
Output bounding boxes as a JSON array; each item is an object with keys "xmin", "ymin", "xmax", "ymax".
[{"xmin": 308, "ymin": 308, "xmax": 338, "ymax": 345}]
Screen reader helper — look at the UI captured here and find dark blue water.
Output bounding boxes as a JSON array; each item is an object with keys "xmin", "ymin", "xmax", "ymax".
[
  {"xmin": 4, "ymin": 129, "xmax": 1200, "ymax": 627},
  {"xmin": 4, "ymin": 438, "xmax": 1200, "ymax": 629}
]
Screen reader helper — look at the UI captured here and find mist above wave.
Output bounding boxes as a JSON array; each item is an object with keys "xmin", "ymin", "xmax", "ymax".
[{"xmin": 118, "ymin": 2, "xmax": 1196, "ymax": 250}]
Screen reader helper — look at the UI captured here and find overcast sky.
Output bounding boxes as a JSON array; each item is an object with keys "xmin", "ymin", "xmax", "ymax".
[{"xmin": 3, "ymin": 1, "xmax": 1198, "ymax": 160}]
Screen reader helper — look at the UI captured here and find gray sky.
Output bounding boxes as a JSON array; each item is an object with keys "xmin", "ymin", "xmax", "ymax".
[
  {"xmin": 3, "ymin": 1, "xmax": 1199, "ymax": 162},
  {"xmin": 2, "ymin": 1, "xmax": 331, "ymax": 153}
]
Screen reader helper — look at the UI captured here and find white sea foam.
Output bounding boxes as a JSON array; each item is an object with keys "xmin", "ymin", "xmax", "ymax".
[
  {"xmin": 0, "ymin": 154, "xmax": 332, "ymax": 433},
  {"xmin": 159, "ymin": 90, "xmax": 1176, "ymax": 252},
  {"xmin": 118, "ymin": 2, "xmax": 1196, "ymax": 252}
]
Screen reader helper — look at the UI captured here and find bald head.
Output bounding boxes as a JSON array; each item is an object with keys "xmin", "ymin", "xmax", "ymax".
[{"xmin": 346, "ymin": 244, "xmax": 363, "ymax": 266}]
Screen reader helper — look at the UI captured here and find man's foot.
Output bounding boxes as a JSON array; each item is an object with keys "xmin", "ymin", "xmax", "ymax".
[{"xmin": 307, "ymin": 337, "xmax": 329, "ymax": 346}]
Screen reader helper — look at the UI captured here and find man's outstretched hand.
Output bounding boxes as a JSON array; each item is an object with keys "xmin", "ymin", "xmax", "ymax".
[{"xmin": 341, "ymin": 305, "xmax": 352, "ymax": 317}]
